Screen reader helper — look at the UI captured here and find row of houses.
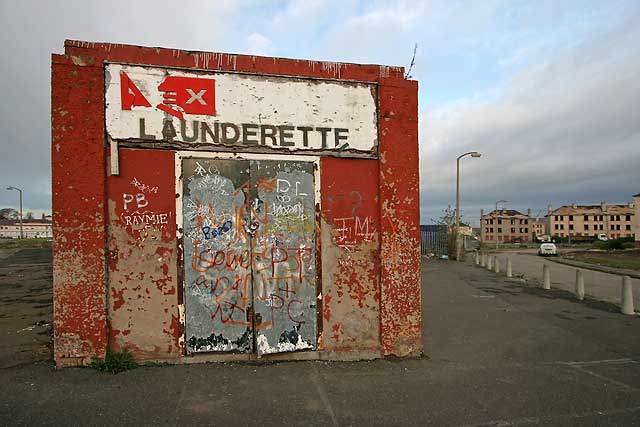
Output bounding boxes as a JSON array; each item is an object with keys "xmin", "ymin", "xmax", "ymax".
[
  {"xmin": 479, "ymin": 193, "xmax": 640, "ymax": 247},
  {"xmin": 0, "ymin": 218, "xmax": 52, "ymax": 239}
]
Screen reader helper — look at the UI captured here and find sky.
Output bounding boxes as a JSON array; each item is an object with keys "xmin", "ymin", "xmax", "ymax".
[{"xmin": 0, "ymin": 0, "xmax": 639, "ymax": 226}]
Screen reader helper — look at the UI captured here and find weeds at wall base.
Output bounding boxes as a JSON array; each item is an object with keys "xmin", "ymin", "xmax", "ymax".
[{"xmin": 89, "ymin": 351, "xmax": 138, "ymax": 373}]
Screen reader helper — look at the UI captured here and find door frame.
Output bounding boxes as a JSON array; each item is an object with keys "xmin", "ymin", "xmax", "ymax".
[{"xmin": 174, "ymin": 151, "xmax": 322, "ymax": 357}]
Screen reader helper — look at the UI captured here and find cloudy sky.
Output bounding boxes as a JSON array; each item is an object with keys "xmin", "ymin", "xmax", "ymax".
[{"xmin": 1, "ymin": 0, "xmax": 639, "ymax": 225}]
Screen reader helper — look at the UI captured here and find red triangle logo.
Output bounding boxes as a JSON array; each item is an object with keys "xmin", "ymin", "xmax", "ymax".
[{"xmin": 120, "ymin": 71, "xmax": 151, "ymax": 110}]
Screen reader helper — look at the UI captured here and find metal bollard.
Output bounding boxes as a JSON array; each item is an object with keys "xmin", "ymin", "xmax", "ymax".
[
  {"xmin": 475, "ymin": 251, "xmax": 480, "ymax": 265},
  {"xmin": 621, "ymin": 276, "xmax": 635, "ymax": 315},
  {"xmin": 575, "ymin": 270, "xmax": 585, "ymax": 300},
  {"xmin": 542, "ymin": 264, "xmax": 551, "ymax": 289},
  {"xmin": 506, "ymin": 257, "xmax": 512, "ymax": 278},
  {"xmin": 494, "ymin": 256, "xmax": 500, "ymax": 273},
  {"xmin": 486, "ymin": 254, "xmax": 493, "ymax": 270}
]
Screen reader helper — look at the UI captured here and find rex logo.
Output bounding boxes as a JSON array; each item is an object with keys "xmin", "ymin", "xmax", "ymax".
[{"xmin": 120, "ymin": 71, "xmax": 216, "ymax": 119}]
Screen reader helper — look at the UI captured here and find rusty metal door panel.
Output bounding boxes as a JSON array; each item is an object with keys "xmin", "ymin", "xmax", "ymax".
[
  {"xmin": 249, "ymin": 160, "xmax": 317, "ymax": 355},
  {"xmin": 182, "ymin": 158, "xmax": 253, "ymax": 353}
]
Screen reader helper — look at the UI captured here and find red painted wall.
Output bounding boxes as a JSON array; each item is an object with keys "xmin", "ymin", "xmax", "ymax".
[
  {"xmin": 378, "ymin": 80, "xmax": 422, "ymax": 357},
  {"xmin": 106, "ymin": 149, "xmax": 181, "ymax": 358},
  {"xmin": 51, "ymin": 40, "xmax": 421, "ymax": 366},
  {"xmin": 52, "ymin": 54, "xmax": 108, "ymax": 366},
  {"xmin": 320, "ymin": 158, "xmax": 380, "ymax": 352}
]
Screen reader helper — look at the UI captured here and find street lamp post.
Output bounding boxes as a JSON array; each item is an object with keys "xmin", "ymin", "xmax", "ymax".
[
  {"xmin": 6, "ymin": 186, "xmax": 23, "ymax": 239},
  {"xmin": 494, "ymin": 199, "xmax": 507, "ymax": 249},
  {"xmin": 455, "ymin": 151, "xmax": 482, "ymax": 261}
]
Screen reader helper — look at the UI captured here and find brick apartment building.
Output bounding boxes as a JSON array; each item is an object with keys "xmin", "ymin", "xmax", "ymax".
[
  {"xmin": 480, "ymin": 208, "xmax": 532, "ymax": 244},
  {"xmin": 531, "ymin": 218, "xmax": 546, "ymax": 239},
  {"xmin": 545, "ymin": 202, "xmax": 635, "ymax": 241}
]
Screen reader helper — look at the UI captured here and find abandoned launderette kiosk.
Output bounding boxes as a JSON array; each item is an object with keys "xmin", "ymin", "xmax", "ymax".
[{"xmin": 51, "ymin": 40, "xmax": 421, "ymax": 367}]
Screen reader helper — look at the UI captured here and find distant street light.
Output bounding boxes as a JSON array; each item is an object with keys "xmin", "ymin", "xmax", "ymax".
[
  {"xmin": 495, "ymin": 199, "xmax": 507, "ymax": 249},
  {"xmin": 6, "ymin": 186, "xmax": 23, "ymax": 239},
  {"xmin": 455, "ymin": 151, "xmax": 482, "ymax": 261}
]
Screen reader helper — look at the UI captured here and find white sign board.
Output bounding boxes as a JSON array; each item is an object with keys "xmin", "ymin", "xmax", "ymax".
[{"xmin": 105, "ymin": 64, "xmax": 378, "ymax": 155}]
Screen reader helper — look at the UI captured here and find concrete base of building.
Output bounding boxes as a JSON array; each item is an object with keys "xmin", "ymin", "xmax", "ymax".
[
  {"xmin": 55, "ymin": 347, "xmax": 425, "ymax": 368},
  {"xmin": 137, "ymin": 350, "xmax": 386, "ymax": 366}
]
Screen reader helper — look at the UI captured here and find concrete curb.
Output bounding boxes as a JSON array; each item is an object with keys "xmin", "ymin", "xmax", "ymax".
[{"xmin": 548, "ymin": 257, "xmax": 640, "ymax": 279}]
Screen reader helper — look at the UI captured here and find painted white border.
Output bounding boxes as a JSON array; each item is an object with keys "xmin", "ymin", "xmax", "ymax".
[{"xmin": 173, "ymin": 150, "xmax": 321, "ymax": 356}]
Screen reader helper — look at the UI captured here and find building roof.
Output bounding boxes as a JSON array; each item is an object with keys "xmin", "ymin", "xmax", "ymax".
[
  {"xmin": 483, "ymin": 209, "xmax": 528, "ymax": 218},
  {"xmin": 548, "ymin": 204, "xmax": 634, "ymax": 216},
  {"xmin": 634, "ymin": 193, "xmax": 640, "ymax": 197}
]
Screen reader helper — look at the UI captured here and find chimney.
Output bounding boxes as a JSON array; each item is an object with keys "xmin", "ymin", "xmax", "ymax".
[
  {"xmin": 601, "ymin": 201, "xmax": 607, "ymax": 212},
  {"xmin": 547, "ymin": 204, "xmax": 552, "ymax": 214},
  {"xmin": 480, "ymin": 208, "xmax": 484, "ymax": 217},
  {"xmin": 41, "ymin": 213, "xmax": 45, "ymax": 220},
  {"xmin": 527, "ymin": 208, "xmax": 531, "ymax": 217},
  {"xmin": 571, "ymin": 203, "xmax": 577, "ymax": 209}
]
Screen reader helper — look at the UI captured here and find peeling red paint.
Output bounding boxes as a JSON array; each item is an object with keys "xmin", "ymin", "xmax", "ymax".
[
  {"xmin": 321, "ymin": 158, "xmax": 382, "ymax": 352},
  {"xmin": 323, "ymin": 294, "xmax": 332, "ymax": 322},
  {"xmin": 52, "ymin": 57, "xmax": 108, "ymax": 366},
  {"xmin": 111, "ymin": 287, "xmax": 126, "ymax": 311},
  {"xmin": 105, "ymin": 149, "xmax": 180, "ymax": 359},
  {"xmin": 378, "ymin": 80, "xmax": 422, "ymax": 357}
]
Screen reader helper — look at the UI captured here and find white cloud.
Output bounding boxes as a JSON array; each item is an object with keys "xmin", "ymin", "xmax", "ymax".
[
  {"xmin": 320, "ymin": 0, "xmax": 428, "ymax": 64},
  {"xmin": 420, "ymin": 8, "xmax": 640, "ymax": 224},
  {"xmin": 0, "ymin": 0, "xmax": 251, "ymax": 211},
  {"xmin": 245, "ymin": 33, "xmax": 274, "ymax": 56}
]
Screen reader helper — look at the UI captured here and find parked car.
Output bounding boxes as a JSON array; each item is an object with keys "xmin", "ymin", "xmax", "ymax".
[
  {"xmin": 538, "ymin": 243, "xmax": 558, "ymax": 256},
  {"xmin": 597, "ymin": 233, "xmax": 608, "ymax": 241}
]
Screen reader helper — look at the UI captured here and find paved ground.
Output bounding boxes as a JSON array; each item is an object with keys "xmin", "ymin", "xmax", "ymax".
[
  {"xmin": 0, "ymin": 248, "xmax": 53, "ymax": 368},
  {"xmin": 1, "ymin": 250, "xmax": 640, "ymax": 426},
  {"xmin": 480, "ymin": 249, "xmax": 640, "ymax": 310}
]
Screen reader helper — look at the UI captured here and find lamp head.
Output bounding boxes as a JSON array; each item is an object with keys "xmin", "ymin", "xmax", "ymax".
[
  {"xmin": 7, "ymin": 186, "xmax": 15, "ymax": 190},
  {"xmin": 471, "ymin": 152, "xmax": 481, "ymax": 158}
]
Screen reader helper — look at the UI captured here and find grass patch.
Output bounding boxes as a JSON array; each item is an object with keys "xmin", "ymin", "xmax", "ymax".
[
  {"xmin": 593, "ymin": 237, "xmax": 635, "ymax": 250},
  {"xmin": 0, "ymin": 238, "xmax": 52, "ymax": 249},
  {"xmin": 90, "ymin": 351, "xmax": 138, "ymax": 374},
  {"xmin": 570, "ymin": 256, "xmax": 640, "ymax": 271},
  {"xmin": 563, "ymin": 249, "xmax": 640, "ymax": 271}
]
